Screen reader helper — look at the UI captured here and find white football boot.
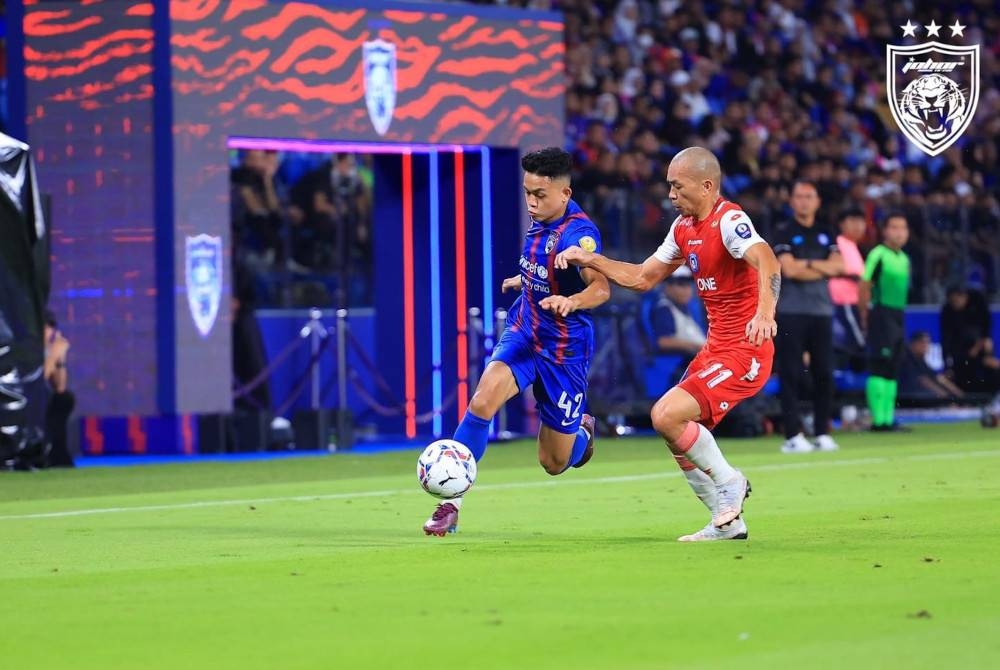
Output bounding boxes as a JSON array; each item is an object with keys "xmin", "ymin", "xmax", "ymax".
[
  {"xmin": 713, "ymin": 470, "xmax": 751, "ymax": 528},
  {"xmin": 678, "ymin": 517, "xmax": 749, "ymax": 542},
  {"xmin": 814, "ymin": 434, "xmax": 840, "ymax": 452},
  {"xmin": 780, "ymin": 432, "xmax": 815, "ymax": 454}
]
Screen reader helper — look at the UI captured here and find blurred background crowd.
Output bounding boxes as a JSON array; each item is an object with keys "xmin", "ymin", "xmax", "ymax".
[
  {"xmin": 233, "ymin": 0, "xmax": 1000, "ymax": 309},
  {"xmin": 550, "ymin": 0, "xmax": 1000, "ymax": 303},
  {"xmin": 218, "ymin": 0, "xmax": 999, "ymax": 438},
  {"xmin": 2, "ymin": 0, "xmax": 998, "ymax": 468}
]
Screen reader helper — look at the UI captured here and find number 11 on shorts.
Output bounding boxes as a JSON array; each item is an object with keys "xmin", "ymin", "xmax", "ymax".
[{"xmin": 698, "ymin": 362, "xmax": 733, "ymax": 389}]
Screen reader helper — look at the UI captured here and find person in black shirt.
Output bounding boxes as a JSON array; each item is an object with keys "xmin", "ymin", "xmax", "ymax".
[
  {"xmin": 898, "ymin": 331, "xmax": 964, "ymax": 402},
  {"xmin": 772, "ymin": 180, "xmax": 844, "ymax": 453},
  {"xmin": 940, "ymin": 285, "xmax": 1000, "ymax": 395}
]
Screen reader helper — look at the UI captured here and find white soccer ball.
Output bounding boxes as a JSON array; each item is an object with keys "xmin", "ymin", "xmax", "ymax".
[{"xmin": 416, "ymin": 439, "xmax": 478, "ymax": 499}]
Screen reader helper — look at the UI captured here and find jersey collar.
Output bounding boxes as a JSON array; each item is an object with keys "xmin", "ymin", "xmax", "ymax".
[{"xmin": 693, "ymin": 197, "xmax": 725, "ymax": 226}]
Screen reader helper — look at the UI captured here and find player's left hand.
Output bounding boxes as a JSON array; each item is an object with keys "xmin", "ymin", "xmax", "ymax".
[
  {"xmin": 554, "ymin": 246, "xmax": 594, "ymax": 270},
  {"xmin": 501, "ymin": 275, "xmax": 522, "ymax": 293},
  {"xmin": 539, "ymin": 295, "xmax": 579, "ymax": 317},
  {"xmin": 745, "ymin": 313, "xmax": 777, "ymax": 346}
]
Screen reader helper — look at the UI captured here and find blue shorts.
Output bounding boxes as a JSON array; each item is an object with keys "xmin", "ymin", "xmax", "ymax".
[{"xmin": 490, "ymin": 329, "xmax": 589, "ymax": 434}]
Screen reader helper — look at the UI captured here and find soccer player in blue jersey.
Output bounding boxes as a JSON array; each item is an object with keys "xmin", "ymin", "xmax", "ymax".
[{"xmin": 424, "ymin": 147, "xmax": 611, "ymax": 536}]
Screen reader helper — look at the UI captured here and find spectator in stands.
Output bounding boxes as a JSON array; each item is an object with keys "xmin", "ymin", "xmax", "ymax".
[
  {"xmin": 898, "ymin": 331, "xmax": 965, "ymax": 403},
  {"xmin": 551, "ymin": 0, "xmax": 1000, "ymax": 303},
  {"xmin": 829, "ymin": 208, "xmax": 867, "ymax": 371},
  {"xmin": 650, "ymin": 266, "xmax": 705, "ymax": 381},
  {"xmin": 43, "ymin": 310, "xmax": 75, "ymax": 467},
  {"xmin": 940, "ymin": 285, "xmax": 1000, "ymax": 396},
  {"xmin": 231, "ymin": 149, "xmax": 288, "ymax": 271},
  {"xmin": 291, "ymin": 154, "xmax": 372, "ymax": 304},
  {"xmin": 772, "ymin": 180, "xmax": 844, "ymax": 453}
]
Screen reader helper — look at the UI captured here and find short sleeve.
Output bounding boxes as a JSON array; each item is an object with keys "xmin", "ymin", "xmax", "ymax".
[
  {"xmin": 771, "ymin": 225, "xmax": 792, "ymax": 256},
  {"xmin": 562, "ymin": 221, "xmax": 603, "ymax": 255},
  {"xmin": 863, "ymin": 246, "xmax": 883, "ymax": 281},
  {"xmin": 653, "ymin": 218, "xmax": 682, "ymax": 264},
  {"xmin": 721, "ymin": 210, "xmax": 766, "ymax": 259},
  {"xmin": 826, "ymin": 231, "xmax": 840, "ymax": 257}
]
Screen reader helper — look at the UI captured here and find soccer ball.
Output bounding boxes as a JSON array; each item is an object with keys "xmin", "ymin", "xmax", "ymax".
[{"xmin": 416, "ymin": 439, "xmax": 477, "ymax": 499}]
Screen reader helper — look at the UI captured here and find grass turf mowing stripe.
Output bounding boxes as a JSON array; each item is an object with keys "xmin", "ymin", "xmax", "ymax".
[{"xmin": 3, "ymin": 450, "xmax": 997, "ymax": 522}]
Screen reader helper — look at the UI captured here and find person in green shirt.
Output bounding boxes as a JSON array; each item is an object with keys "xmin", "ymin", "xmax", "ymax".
[{"xmin": 859, "ymin": 213, "xmax": 911, "ymax": 431}]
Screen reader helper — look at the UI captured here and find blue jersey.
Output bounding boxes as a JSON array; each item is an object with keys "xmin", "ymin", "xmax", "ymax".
[{"xmin": 507, "ymin": 200, "xmax": 602, "ymax": 364}]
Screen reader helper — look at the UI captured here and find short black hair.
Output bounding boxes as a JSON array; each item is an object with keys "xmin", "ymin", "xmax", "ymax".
[
  {"xmin": 791, "ymin": 179, "xmax": 820, "ymax": 193},
  {"xmin": 908, "ymin": 330, "xmax": 931, "ymax": 343},
  {"xmin": 44, "ymin": 309, "xmax": 57, "ymax": 328},
  {"xmin": 837, "ymin": 207, "xmax": 865, "ymax": 223},
  {"xmin": 880, "ymin": 211, "xmax": 907, "ymax": 229},
  {"xmin": 521, "ymin": 147, "xmax": 572, "ymax": 180}
]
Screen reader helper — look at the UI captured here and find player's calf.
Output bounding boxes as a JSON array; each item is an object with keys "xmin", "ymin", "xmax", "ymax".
[
  {"xmin": 537, "ymin": 416, "xmax": 595, "ymax": 475},
  {"xmin": 538, "ymin": 451, "xmax": 569, "ymax": 475}
]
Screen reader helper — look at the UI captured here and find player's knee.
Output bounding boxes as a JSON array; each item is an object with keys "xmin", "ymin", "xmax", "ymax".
[
  {"xmin": 467, "ymin": 391, "xmax": 494, "ymax": 418},
  {"xmin": 650, "ymin": 399, "xmax": 686, "ymax": 442},
  {"xmin": 538, "ymin": 452, "xmax": 568, "ymax": 476}
]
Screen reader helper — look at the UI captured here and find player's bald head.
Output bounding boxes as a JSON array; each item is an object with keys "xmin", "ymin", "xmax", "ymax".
[
  {"xmin": 665, "ymin": 146, "xmax": 724, "ymax": 219},
  {"xmin": 669, "ymin": 146, "xmax": 722, "ymax": 190}
]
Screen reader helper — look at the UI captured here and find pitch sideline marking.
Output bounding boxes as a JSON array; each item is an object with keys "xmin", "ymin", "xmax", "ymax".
[{"xmin": 1, "ymin": 450, "xmax": 998, "ymax": 521}]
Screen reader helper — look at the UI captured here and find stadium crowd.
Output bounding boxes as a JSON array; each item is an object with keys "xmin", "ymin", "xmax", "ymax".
[
  {"xmin": 486, "ymin": 0, "xmax": 1000, "ymax": 303},
  {"xmin": 230, "ymin": 150, "xmax": 374, "ymax": 309},
  {"xmin": 233, "ymin": 0, "xmax": 1000, "ymax": 308},
  {"xmin": 223, "ymin": 0, "xmax": 1000, "ymax": 442}
]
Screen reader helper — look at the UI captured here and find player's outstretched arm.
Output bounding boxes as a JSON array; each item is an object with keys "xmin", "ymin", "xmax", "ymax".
[
  {"xmin": 742, "ymin": 242, "xmax": 780, "ymax": 346},
  {"xmin": 554, "ymin": 246, "xmax": 678, "ymax": 292}
]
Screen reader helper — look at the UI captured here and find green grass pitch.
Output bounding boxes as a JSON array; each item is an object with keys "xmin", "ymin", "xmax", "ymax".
[{"xmin": 2, "ymin": 422, "xmax": 999, "ymax": 669}]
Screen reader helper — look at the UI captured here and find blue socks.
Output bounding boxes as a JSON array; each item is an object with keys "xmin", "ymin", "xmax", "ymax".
[
  {"xmin": 564, "ymin": 426, "xmax": 590, "ymax": 471},
  {"xmin": 453, "ymin": 410, "xmax": 590, "ymax": 472},
  {"xmin": 453, "ymin": 410, "xmax": 491, "ymax": 461}
]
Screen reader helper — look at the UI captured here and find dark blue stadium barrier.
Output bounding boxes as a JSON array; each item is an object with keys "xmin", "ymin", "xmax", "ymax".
[
  {"xmin": 255, "ymin": 309, "xmax": 378, "ymax": 420},
  {"xmin": 78, "ymin": 305, "xmax": 999, "ymax": 455}
]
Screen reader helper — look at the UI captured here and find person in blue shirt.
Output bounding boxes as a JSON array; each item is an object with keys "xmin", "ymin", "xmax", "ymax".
[
  {"xmin": 651, "ymin": 266, "xmax": 706, "ymax": 356},
  {"xmin": 423, "ymin": 147, "xmax": 611, "ymax": 536}
]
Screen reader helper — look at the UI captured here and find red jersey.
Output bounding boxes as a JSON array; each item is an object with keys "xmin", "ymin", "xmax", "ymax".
[{"xmin": 654, "ymin": 198, "xmax": 766, "ymax": 348}]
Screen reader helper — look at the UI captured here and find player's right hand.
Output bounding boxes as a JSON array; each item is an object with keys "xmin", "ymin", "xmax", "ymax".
[
  {"xmin": 501, "ymin": 275, "xmax": 522, "ymax": 293},
  {"xmin": 554, "ymin": 245, "xmax": 594, "ymax": 270}
]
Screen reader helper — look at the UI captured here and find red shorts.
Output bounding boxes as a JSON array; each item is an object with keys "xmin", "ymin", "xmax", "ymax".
[{"xmin": 678, "ymin": 341, "xmax": 774, "ymax": 430}]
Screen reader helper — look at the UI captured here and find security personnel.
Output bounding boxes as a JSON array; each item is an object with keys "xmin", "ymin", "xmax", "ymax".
[{"xmin": 772, "ymin": 180, "xmax": 844, "ymax": 453}]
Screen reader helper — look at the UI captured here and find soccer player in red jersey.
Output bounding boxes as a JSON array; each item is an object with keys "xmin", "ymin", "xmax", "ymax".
[{"xmin": 556, "ymin": 147, "xmax": 781, "ymax": 541}]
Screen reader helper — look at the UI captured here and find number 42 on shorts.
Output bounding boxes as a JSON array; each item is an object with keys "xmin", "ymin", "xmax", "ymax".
[{"xmin": 557, "ymin": 391, "xmax": 583, "ymax": 426}]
